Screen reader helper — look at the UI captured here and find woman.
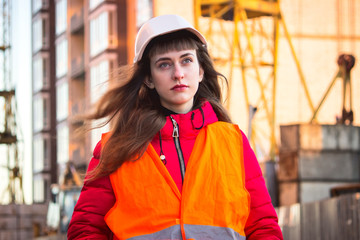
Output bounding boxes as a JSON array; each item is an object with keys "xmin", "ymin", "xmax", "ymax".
[{"xmin": 68, "ymin": 14, "xmax": 283, "ymax": 240}]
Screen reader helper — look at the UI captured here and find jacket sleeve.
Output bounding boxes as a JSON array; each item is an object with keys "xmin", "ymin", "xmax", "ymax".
[
  {"xmin": 241, "ymin": 132, "xmax": 283, "ymax": 240},
  {"xmin": 67, "ymin": 141, "xmax": 116, "ymax": 240}
]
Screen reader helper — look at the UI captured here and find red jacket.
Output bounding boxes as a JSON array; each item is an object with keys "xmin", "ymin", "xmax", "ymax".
[{"xmin": 68, "ymin": 102, "xmax": 283, "ymax": 239}]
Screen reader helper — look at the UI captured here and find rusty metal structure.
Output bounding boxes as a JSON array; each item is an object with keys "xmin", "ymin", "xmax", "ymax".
[
  {"xmin": 193, "ymin": 0, "xmax": 316, "ymax": 160},
  {"xmin": 0, "ymin": 0, "xmax": 23, "ymax": 204},
  {"xmin": 311, "ymin": 54, "xmax": 355, "ymax": 125}
]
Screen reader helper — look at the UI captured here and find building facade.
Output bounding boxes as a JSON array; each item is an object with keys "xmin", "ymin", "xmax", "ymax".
[
  {"xmin": 31, "ymin": 0, "xmax": 153, "ymax": 203},
  {"xmin": 31, "ymin": 0, "xmax": 57, "ymax": 203}
]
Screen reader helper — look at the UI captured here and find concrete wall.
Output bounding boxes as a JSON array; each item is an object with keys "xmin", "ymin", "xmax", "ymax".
[
  {"xmin": 278, "ymin": 124, "xmax": 360, "ymax": 205},
  {"xmin": 153, "ymin": 0, "xmax": 194, "ymax": 23},
  {"xmin": 0, "ymin": 204, "xmax": 48, "ymax": 239}
]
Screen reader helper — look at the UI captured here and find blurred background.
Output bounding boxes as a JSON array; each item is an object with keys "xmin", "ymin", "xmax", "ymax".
[{"xmin": 0, "ymin": 0, "xmax": 359, "ymax": 239}]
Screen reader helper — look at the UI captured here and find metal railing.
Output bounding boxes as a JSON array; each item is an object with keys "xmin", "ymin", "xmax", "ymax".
[{"xmin": 70, "ymin": 7, "xmax": 84, "ymax": 34}]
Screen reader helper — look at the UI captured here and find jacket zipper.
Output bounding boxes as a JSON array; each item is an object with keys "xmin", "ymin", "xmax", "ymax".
[{"xmin": 170, "ymin": 116, "xmax": 186, "ymax": 182}]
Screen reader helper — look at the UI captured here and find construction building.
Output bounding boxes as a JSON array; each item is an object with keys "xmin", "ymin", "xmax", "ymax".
[
  {"xmin": 0, "ymin": 0, "xmax": 349, "ymax": 237},
  {"xmin": 29, "ymin": 0, "xmax": 360, "ymax": 204},
  {"xmin": 29, "ymin": 2, "xmax": 360, "ymax": 238}
]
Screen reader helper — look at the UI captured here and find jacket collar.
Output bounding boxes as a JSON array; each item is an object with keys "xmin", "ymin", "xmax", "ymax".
[{"xmin": 157, "ymin": 101, "xmax": 218, "ymax": 140}]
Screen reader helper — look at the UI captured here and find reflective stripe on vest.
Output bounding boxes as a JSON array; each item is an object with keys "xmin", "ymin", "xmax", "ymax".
[
  {"xmin": 127, "ymin": 224, "xmax": 246, "ymax": 240},
  {"xmin": 104, "ymin": 122, "xmax": 250, "ymax": 240}
]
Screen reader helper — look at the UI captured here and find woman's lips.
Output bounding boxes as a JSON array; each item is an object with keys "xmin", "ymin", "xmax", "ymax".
[{"xmin": 171, "ymin": 84, "xmax": 188, "ymax": 91}]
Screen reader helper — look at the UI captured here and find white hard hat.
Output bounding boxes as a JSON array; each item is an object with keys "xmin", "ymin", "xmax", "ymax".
[{"xmin": 133, "ymin": 14, "xmax": 207, "ymax": 63}]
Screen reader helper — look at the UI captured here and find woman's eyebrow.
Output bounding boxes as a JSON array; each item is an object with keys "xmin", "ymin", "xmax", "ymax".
[
  {"xmin": 154, "ymin": 57, "xmax": 171, "ymax": 64},
  {"xmin": 180, "ymin": 52, "xmax": 195, "ymax": 58}
]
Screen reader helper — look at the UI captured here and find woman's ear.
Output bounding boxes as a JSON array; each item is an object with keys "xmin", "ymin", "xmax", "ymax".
[
  {"xmin": 144, "ymin": 77, "xmax": 155, "ymax": 89},
  {"xmin": 199, "ymin": 67, "xmax": 204, "ymax": 82}
]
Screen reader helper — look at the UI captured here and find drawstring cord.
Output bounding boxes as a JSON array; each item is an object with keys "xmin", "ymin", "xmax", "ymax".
[
  {"xmin": 159, "ymin": 131, "xmax": 167, "ymax": 165},
  {"xmin": 191, "ymin": 107, "xmax": 205, "ymax": 130}
]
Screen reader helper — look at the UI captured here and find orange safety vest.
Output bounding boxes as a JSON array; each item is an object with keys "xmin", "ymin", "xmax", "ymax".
[{"xmin": 103, "ymin": 122, "xmax": 250, "ymax": 240}]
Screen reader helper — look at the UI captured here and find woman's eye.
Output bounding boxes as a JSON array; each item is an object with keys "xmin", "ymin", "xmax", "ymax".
[
  {"xmin": 158, "ymin": 62, "xmax": 170, "ymax": 68},
  {"xmin": 182, "ymin": 58, "xmax": 193, "ymax": 64}
]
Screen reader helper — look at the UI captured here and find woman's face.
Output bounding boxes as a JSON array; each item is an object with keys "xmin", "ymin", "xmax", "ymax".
[{"xmin": 147, "ymin": 49, "xmax": 204, "ymax": 114}]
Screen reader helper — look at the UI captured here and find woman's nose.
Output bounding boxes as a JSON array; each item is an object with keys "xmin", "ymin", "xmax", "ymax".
[{"xmin": 173, "ymin": 64, "xmax": 184, "ymax": 80}]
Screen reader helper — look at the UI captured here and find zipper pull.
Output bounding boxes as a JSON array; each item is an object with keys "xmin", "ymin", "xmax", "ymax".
[{"xmin": 170, "ymin": 116, "xmax": 179, "ymax": 138}]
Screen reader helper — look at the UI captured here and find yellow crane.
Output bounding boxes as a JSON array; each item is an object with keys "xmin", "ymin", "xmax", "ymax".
[{"xmin": 193, "ymin": 0, "xmax": 316, "ymax": 160}]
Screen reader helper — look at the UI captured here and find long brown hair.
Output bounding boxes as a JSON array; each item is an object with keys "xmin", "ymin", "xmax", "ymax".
[{"xmin": 86, "ymin": 30, "xmax": 231, "ymax": 181}]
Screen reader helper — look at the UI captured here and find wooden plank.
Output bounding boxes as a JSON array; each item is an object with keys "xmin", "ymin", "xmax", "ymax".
[
  {"xmin": 320, "ymin": 197, "xmax": 339, "ymax": 239},
  {"xmin": 276, "ymin": 193, "xmax": 360, "ymax": 239}
]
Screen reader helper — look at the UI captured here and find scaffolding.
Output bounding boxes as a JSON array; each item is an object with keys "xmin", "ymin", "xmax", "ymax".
[
  {"xmin": 0, "ymin": 0, "xmax": 23, "ymax": 204},
  {"xmin": 194, "ymin": 0, "xmax": 316, "ymax": 160}
]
